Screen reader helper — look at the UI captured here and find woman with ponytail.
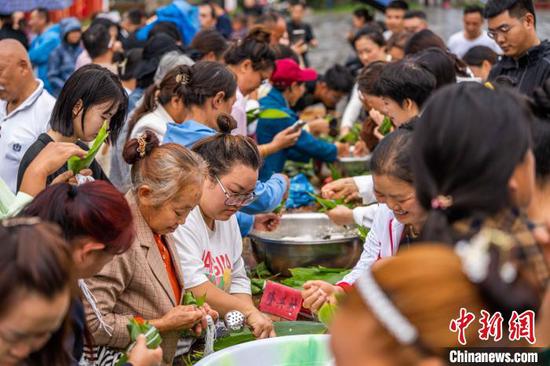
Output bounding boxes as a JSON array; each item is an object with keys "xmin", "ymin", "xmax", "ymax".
[
  {"xmin": 412, "ymin": 82, "xmax": 548, "ymax": 315},
  {"xmin": 82, "ymin": 131, "xmax": 217, "ymax": 365},
  {"xmin": 126, "ymin": 64, "xmax": 192, "ymax": 142},
  {"xmin": 174, "ymin": 119, "xmax": 275, "ymax": 339},
  {"xmin": 163, "ymin": 62, "xmax": 289, "ymax": 237}
]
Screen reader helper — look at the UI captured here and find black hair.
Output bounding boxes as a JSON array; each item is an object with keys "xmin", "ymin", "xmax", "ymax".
[
  {"xmin": 409, "ymin": 48, "xmax": 457, "ymax": 89},
  {"xmin": 192, "ymin": 113, "xmax": 262, "ymax": 177},
  {"xmin": 82, "ymin": 24, "xmax": 111, "ymax": 59},
  {"xmin": 464, "ymin": 4, "xmax": 484, "ymax": 16},
  {"xmin": 119, "ymin": 48, "xmax": 143, "ymax": 81},
  {"xmin": 386, "ymin": 0, "xmax": 409, "ymax": 11},
  {"xmin": 190, "ymin": 29, "xmax": 228, "ymax": 61},
  {"xmin": 371, "ymin": 128, "xmax": 414, "ymax": 183},
  {"xmin": 148, "ymin": 21, "xmax": 182, "ymax": 43},
  {"xmin": 374, "ymin": 59, "xmax": 437, "ymax": 109},
  {"xmin": 353, "ymin": 27, "xmax": 386, "ymax": 49},
  {"xmin": 322, "ymin": 64, "xmax": 354, "ymax": 94},
  {"xmin": 125, "ymin": 8, "xmax": 145, "ymax": 25},
  {"xmin": 223, "ymin": 26, "xmax": 275, "ymax": 71},
  {"xmin": 289, "ymin": 0, "xmax": 306, "ymax": 8},
  {"xmin": 531, "ymin": 80, "xmax": 550, "ymax": 182},
  {"xmin": 33, "ymin": 7, "xmax": 50, "ymax": 23},
  {"xmin": 484, "ymin": 0, "xmax": 536, "ymax": 25},
  {"xmin": 412, "ymin": 82, "xmax": 533, "ymax": 243},
  {"xmin": 358, "ymin": 61, "xmax": 387, "ymax": 95},
  {"xmin": 404, "ymin": 29, "xmax": 446, "ymax": 55},
  {"xmin": 404, "ymin": 10, "xmax": 427, "ymax": 20},
  {"xmin": 532, "ymin": 119, "xmax": 550, "ymax": 182},
  {"xmin": 272, "ymin": 44, "xmax": 300, "ymax": 63},
  {"xmin": 353, "ymin": 7, "xmax": 374, "ymax": 23},
  {"xmin": 50, "ymin": 64, "xmax": 128, "ymax": 143},
  {"xmin": 171, "ymin": 61, "xmax": 236, "ymax": 109},
  {"xmin": 463, "ymin": 45, "xmax": 498, "ymax": 66},
  {"xmin": 200, "ymin": 2, "xmax": 217, "ymax": 20},
  {"xmin": 255, "ymin": 11, "xmax": 283, "ymax": 26}
]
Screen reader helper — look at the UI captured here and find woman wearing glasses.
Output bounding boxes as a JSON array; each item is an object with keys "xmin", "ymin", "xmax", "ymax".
[
  {"xmin": 174, "ymin": 115, "xmax": 275, "ymax": 339},
  {"xmin": 162, "ymin": 61, "xmax": 289, "ymax": 237}
]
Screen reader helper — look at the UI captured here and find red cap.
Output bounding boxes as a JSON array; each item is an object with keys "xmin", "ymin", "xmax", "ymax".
[{"xmin": 271, "ymin": 58, "xmax": 318, "ymax": 88}]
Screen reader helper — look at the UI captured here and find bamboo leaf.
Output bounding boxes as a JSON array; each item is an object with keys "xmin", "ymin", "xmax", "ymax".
[
  {"xmin": 258, "ymin": 109, "xmax": 290, "ymax": 119},
  {"xmin": 67, "ymin": 120, "xmax": 110, "ymax": 174},
  {"xmin": 378, "ymin": 116, "xmax": 393, "ymax": 136}
]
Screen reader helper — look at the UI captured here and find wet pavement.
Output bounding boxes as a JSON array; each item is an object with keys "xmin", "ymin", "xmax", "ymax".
[{"xmin": 308, "ymin": 7, "xmax": 550, "ymax": 72}]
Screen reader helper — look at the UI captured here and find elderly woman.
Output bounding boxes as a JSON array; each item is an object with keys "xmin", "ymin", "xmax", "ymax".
[{"xmin": 84, "ymin": 131, "xmax": 217, "ymax": 365}]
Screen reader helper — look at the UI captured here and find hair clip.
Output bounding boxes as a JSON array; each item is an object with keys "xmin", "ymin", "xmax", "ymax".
[
  {"xmin": 175, "ymin": 73, "xmax": 190, "ymax": 86},
  {"xmin": 431, "ymin": 195, "xmax": 453, "ymax": 210},
  {"xmin": 117, "ymin": 58, "xmax": 128, "ymax": 76},
  {"xmin": 137, "ymin": 134, "xmax": 147, "ymax": 158}
]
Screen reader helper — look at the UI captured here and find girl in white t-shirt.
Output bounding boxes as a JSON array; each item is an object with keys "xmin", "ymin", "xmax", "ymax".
[
  {"xmin": 302, "ymin": 128, "xmax": 427, "ymax": 312},
  {"xmin": 174, "ymin": 113, "xmax": 275, "ymax": 339}
]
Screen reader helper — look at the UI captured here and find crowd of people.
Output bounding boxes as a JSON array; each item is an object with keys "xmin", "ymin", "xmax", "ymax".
[{"xmin": 0, "ymin": 0, "xmax": 549, "ymax": 365}]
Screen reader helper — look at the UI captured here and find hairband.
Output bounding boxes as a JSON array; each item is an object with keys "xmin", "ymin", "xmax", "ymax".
[
  {"xmin": 137, "ymin": 134, "xmax": 147, "ymax": 158},
  {"xmin": 431, "ymin": 195, "xmax": 453, "ymax": 210},
  {"xmin": 175, "ymin": 73, "xmax": 190, "ymax": 86},
  {"xmin": 1, "ymin": 217, "xmax": 42, "ymax": 228},
  {"xmin": 355, "ymin": 271, "xmax": 418, "ymax": 345}
]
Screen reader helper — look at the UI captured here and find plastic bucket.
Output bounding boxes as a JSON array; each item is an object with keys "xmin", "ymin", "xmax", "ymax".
[{"xmin": 195, "ymin": 334, "xmax": 333, "ymax": 366}]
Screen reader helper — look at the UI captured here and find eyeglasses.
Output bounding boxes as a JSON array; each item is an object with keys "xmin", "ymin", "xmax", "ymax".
[
  {"xmin": 215, "ymin": 176, "xmax": 256, "ymax": 207},
  {"xmin": 487, "ymin": 23, "xmax": 515, "ymax": 40}
]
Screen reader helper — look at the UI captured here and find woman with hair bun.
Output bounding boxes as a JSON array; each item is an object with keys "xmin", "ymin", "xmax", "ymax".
[
  {"xmin": 174, "ymin": 117, "xmax": 275, "ymax": 339},
  {"xmin": 82, "ymin": 130, "xmax": 218, "ymax": 365},
  {"xmin": 163, "ymin": 61, "xmax": 289, "ymax": 237}
]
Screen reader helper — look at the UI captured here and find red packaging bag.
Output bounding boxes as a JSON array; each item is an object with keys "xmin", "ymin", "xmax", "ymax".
[{"xmin": 259, "ymin": 281, "xmax": 303, "ymax": 321}]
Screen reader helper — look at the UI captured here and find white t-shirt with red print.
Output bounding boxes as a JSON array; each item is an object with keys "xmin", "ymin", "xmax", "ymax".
[{"xmin": 173, "ymin": 207, "xmax": 251, "ymax": 295}]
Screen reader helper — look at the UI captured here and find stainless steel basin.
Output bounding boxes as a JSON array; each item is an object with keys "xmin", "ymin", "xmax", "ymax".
[
  {"xmin": 249, "ymin": 213, "xmax": 362, "ymax": 276},
  {"xmin": 334, "ymin": 155, "xmax": 371, "ymax": 177}
]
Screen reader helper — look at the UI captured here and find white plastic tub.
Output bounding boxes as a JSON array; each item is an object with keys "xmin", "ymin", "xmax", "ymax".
[{"xmin": 195, "ymin": 334, "xmax": 333, "ymax": 366}]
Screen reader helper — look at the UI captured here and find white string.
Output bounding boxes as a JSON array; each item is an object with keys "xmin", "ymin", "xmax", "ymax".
[
  {"xmin": 203, "ymin": 315, "xmax": 216, "ymax": 357},
  {"xmin": 79, "ymin": 279, "xmax": 114, "ymax": 336}
]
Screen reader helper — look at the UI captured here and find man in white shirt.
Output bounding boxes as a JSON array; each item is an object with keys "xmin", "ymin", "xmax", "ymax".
[
  {"xmin": 448, "ymin": 5, "xmax": 501, "ymax": 58},
  {"xmin": 0, "ymin": 39, "xmax": 55, "ymax": 192}
]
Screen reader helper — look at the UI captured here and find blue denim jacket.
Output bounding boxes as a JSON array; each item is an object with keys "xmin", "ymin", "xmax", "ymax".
[
  {"xmin": 257, "ymin": 87, "xmax": 337, "ymax": 181},
  {"xmin": 164, "ymin": 120, "xmax": 287, "ymax": 236}
]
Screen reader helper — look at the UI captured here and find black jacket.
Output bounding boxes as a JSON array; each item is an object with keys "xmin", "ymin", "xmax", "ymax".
[{"xmin": 489, "ymin": 40, "xmax": 550, "ymax": 96}]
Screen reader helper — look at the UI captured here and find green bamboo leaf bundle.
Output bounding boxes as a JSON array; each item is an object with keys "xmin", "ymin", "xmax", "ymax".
[{"xmin": 67, "ymin": 121, "xmax": 109, "ymax": 174}]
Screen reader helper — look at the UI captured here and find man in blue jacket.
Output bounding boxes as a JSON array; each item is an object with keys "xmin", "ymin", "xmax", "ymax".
[
  {"xmin": 28, "ymin": 8, "xmax": 60, "ymax": 94},
  {"xmin": 136, "ymin": 0, "xmax": 200, "ymax": 46},
  {"xmin": 257, "ymin": 58, "xmax": 349, "ymax": 181},
  {"xmin": 47, "ymin": 17, "xmax": 83, "ymax": 97}
]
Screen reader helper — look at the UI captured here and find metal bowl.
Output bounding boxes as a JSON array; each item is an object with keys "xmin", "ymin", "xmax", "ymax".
[
  {"xmin": 334, "ymin": 155, "xmax": 371, "ymax": 177},
  {"xmin": 249, "ymin": 213, "xmax": 362, "ymax": 276}
]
